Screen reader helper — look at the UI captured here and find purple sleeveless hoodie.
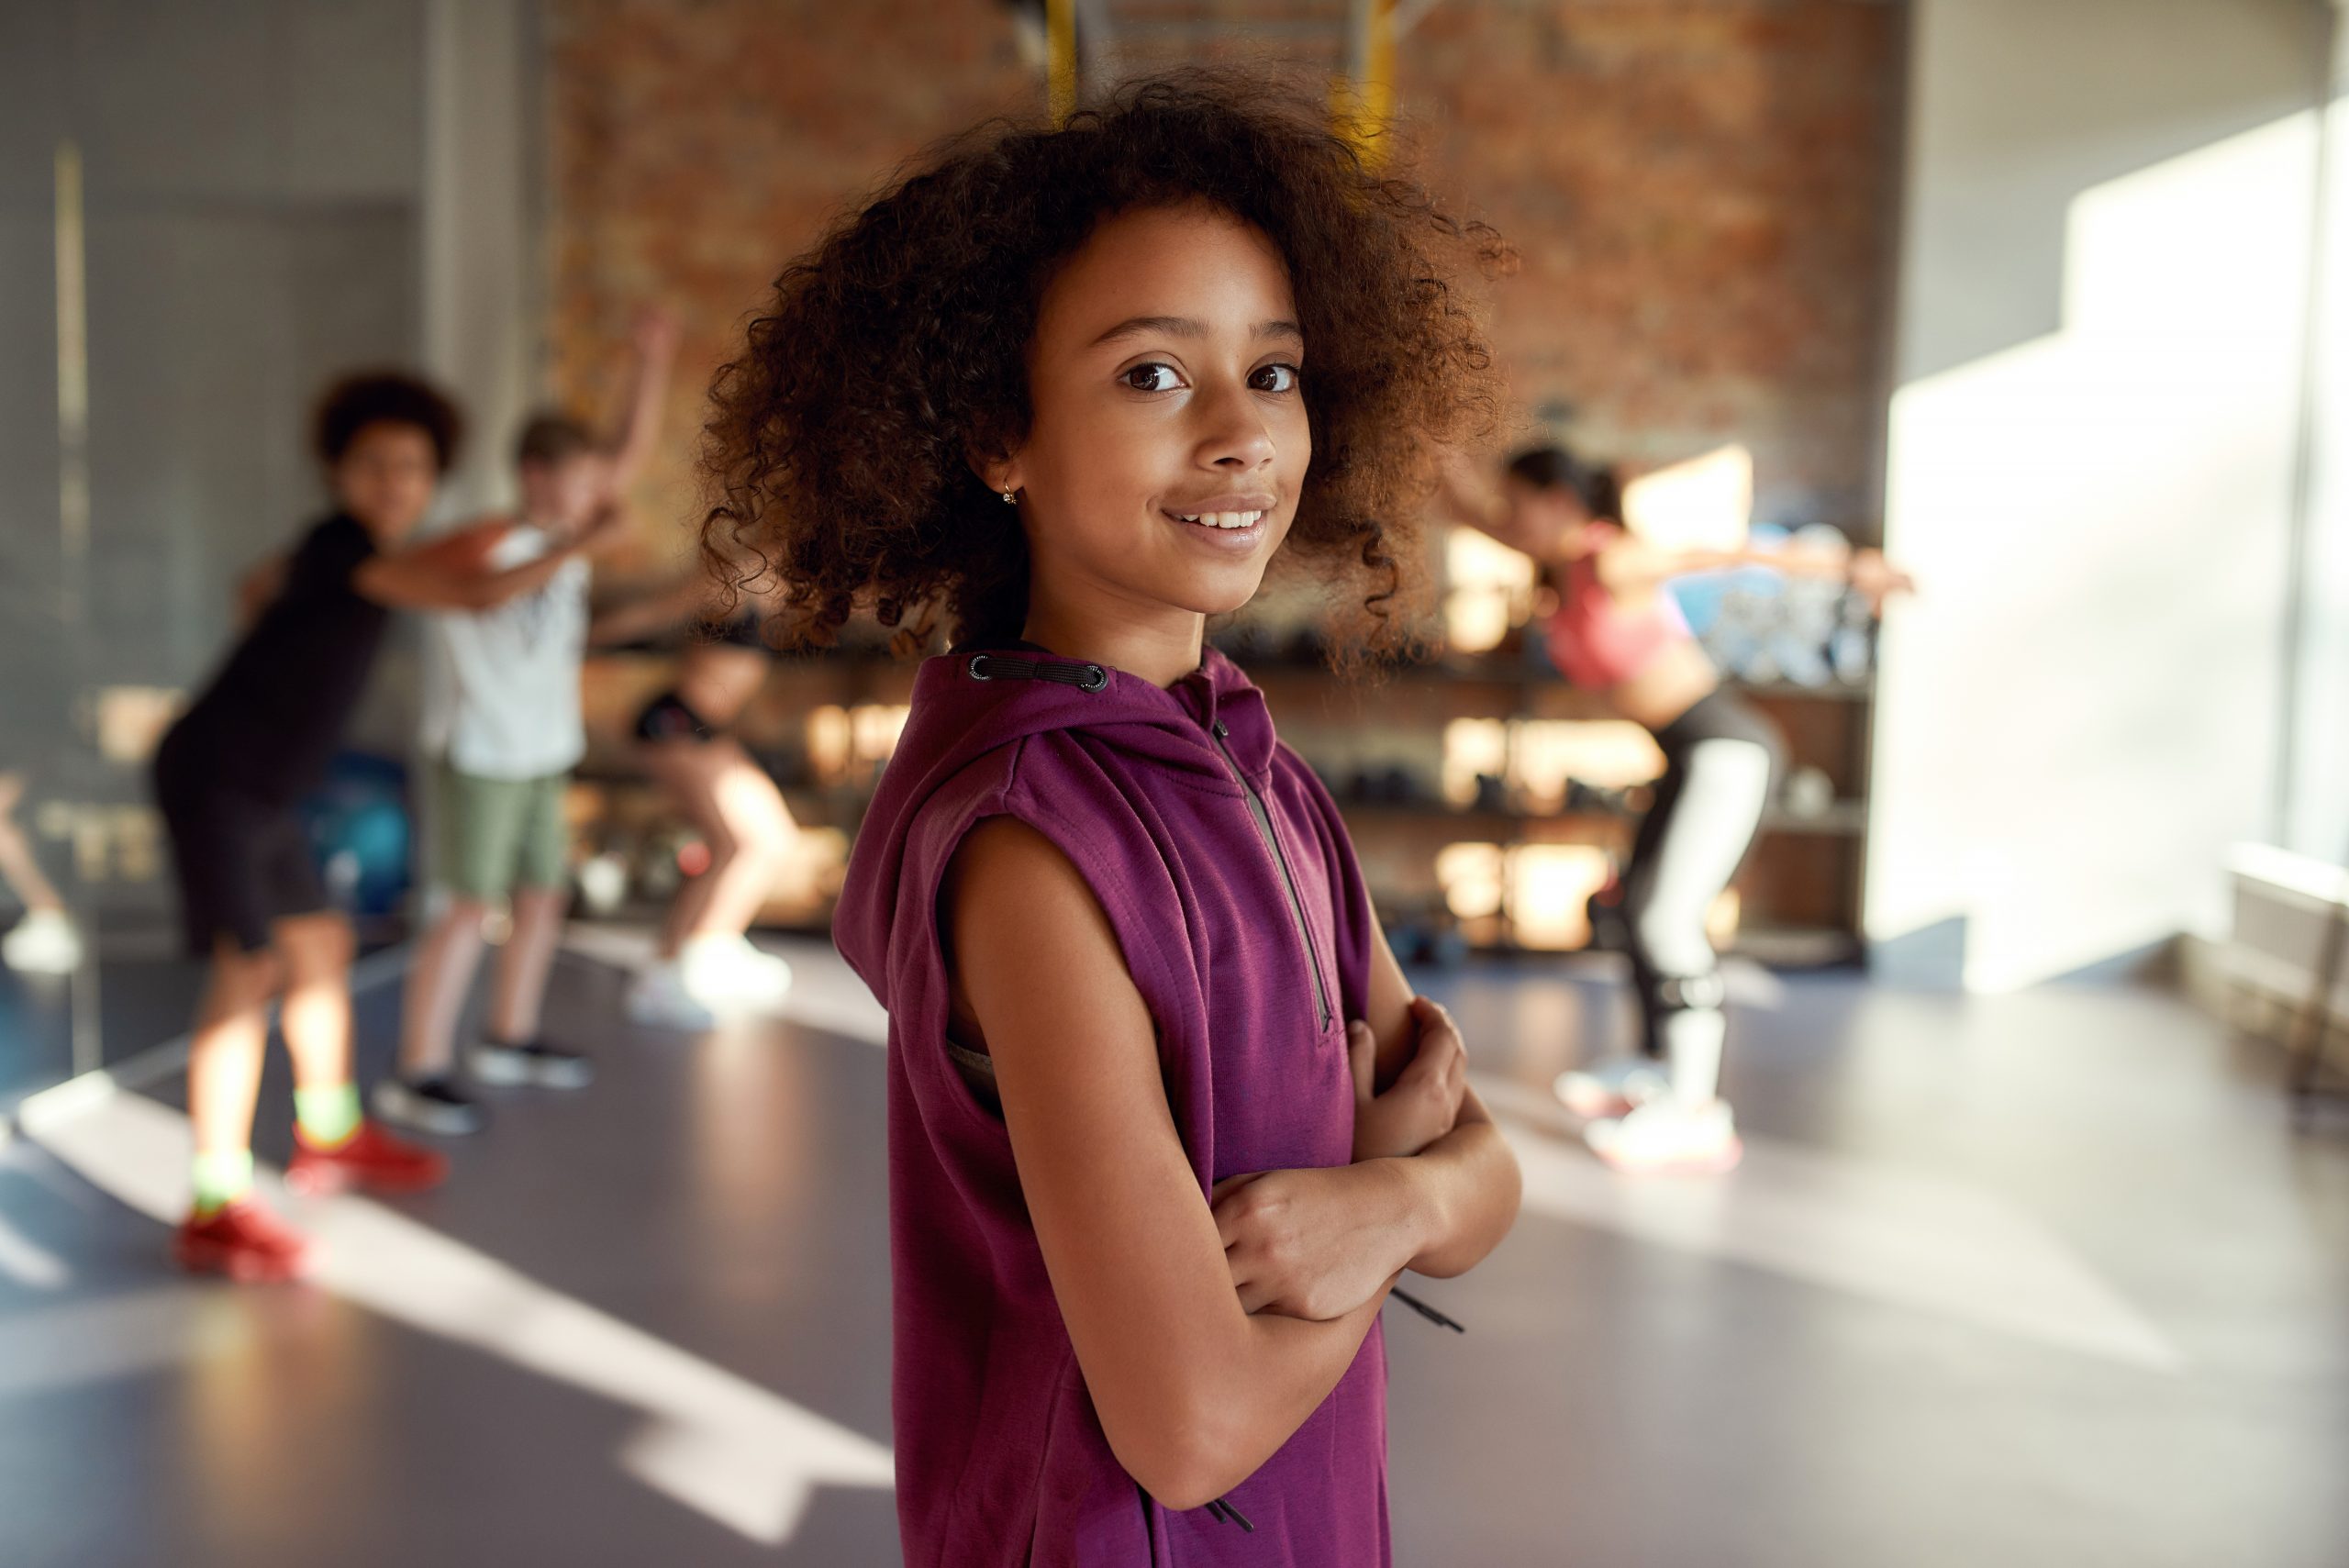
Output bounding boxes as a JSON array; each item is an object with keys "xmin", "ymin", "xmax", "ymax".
[{"xmin": 834, "ymin": 644, "xmax": 1390, "ymax": 1568}]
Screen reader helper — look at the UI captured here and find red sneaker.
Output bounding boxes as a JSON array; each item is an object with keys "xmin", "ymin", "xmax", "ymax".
[
  {"xmin": 285, "ymin": 1119, "xmax": 448, "ymax": 1196},
  {"xmin": 173, "ymin": 1200, "xmax": 314, "ymax": 1283}
]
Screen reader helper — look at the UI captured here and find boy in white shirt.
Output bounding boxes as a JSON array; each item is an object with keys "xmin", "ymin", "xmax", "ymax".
[{"xmin": 377, "ymin": 314, "xmax": 674, "ymax": 1134}]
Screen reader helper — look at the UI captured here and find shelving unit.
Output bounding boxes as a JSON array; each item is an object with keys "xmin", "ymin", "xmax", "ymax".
[
  {"xmin": 1241, "ymin": 652, "xmax": 1875, "ymax": 965},
  {"xmin": 572, "ymin": 633, "xmax": 1876, "ymax": 969}
]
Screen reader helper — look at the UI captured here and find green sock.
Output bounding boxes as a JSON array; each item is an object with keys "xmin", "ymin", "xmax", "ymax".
[
  {"xmin": 294, "ymin": 1083, "xmax": 362, "ymax": 1148},
  {"xmin": 191, "ymin": 1149, "xmax": 255, "ymax": 1216}
]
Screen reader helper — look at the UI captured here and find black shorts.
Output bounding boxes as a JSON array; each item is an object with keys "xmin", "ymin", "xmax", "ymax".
[{"xmin": 153, "ymin": 728, "xmax": 328, "ymax": 956}]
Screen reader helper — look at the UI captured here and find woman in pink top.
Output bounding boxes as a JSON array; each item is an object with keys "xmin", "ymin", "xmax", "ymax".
[{"xmin": 1438, "ymin": 446, "xmax": 1909, "ymax": 1173}]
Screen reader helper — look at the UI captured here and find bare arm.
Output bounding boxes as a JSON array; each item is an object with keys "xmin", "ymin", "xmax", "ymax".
[
  {"xmin": 236, "ymin": 553, "xmax": 288, "ymax": 628},
  {"xmin": 1213, "ymin": 922, "xmax": 1521, "ymax": 1319},
  {"xmin": 603, "ymin": 307, "xmax": 680, "ymax": 495},
  {"xmin": 947, "ymin": 817, "xmax": 1393, "ymax": 1511},
  {"xmin": 355, "ymin": 508, "xmax": 619, "ymax": 613},
  {"xmin": 1359, "ymin": 922, "xmax": 1521, "ymax": 1279},
  {"xmin": 356, "ymin": 549, "xmax": 571, "ymax": 612},
  {"xmin": 1598, "ymin": 537, "xmax": 1913, "ymax": 608},
  {"xmin": 586, "ymin": 573, "xmax": 718, "ymax": 648}
]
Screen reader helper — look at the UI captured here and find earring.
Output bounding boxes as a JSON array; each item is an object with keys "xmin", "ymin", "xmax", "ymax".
[{"xmin": 1000, "ymin": 487, "xmax": 1017, "ymax": 505}]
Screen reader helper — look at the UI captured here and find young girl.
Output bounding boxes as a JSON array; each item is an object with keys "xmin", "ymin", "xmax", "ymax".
[
  {"xmin": 1435, "ymin": 446, "xmax": 1910, "ymax": 1174},
  {"xmin": 701, "ymin": 78, "xmax": 1522, "ymax": 1564}
]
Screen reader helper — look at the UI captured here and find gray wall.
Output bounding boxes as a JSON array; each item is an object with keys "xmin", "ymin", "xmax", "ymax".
[
  {"xmin": 1867, "ymin": 0, "xmax": 2337, "ymax": 989},
  {"xmin": 1, "ymin": 0, "xmax": 429, "ymax": 921}
]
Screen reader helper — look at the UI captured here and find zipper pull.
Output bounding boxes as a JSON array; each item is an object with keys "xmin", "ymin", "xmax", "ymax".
[{"xmin": 1212, "ymin": 720, "xmax": 1229, "ymax": 740}]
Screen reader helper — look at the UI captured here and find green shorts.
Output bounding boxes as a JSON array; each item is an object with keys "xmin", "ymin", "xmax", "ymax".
[{"xmin": 431, "ymin": 758, "xmax": 570, "ymax": 900}]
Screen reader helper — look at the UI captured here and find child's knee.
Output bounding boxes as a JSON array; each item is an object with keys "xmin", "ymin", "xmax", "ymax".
[
  {"xmin": 211, "ymin": 940, "xmax": 287, "ymax": 999},
  {"xmin": 442, "ymin": 895, "xmax": 494, "ymax": 934},
  {"xmin": 276, "ymin": 913, "xmax": 355, "ymax": 978}
]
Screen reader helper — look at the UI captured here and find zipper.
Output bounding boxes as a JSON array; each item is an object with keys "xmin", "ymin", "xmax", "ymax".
[{"xmin": 1209, "ymin": 718, "xmax": 1331, "ymax": 1032}]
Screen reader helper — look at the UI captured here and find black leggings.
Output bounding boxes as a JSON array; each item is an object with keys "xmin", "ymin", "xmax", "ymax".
[{"xmin": 1620, "ymin": 691, "xmax": 1783, "ymax": 1058}]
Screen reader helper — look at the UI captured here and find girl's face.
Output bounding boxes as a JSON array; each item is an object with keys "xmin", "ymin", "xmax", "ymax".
[
  {"xmin": 998, "ymin": 201, "xmax": 1309, "ymax": 630},
  {"xmin": 330, "ymin": 421, "xmax": 440, "ymax": 544}
]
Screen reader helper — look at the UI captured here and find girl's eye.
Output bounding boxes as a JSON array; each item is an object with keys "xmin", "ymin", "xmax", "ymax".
[
  {"xmin": 1252, "ymin": 362, "xmax": 1301, "ymax": 394},
  {"xmin": 1122, "ymin": 363, "xmax": 1183, "ymax": 393}
]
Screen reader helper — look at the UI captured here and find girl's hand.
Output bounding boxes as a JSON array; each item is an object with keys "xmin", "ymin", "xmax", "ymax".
[
  {"xmin": 1848, "ymin": 548, "xmax": 1915, "ymax": 610},
  {"xmin": 1349, "ymin": 997, "xmax": 1467, "ymax": 1162},
  {"xmin": 1212, "ymin": 1165, "xmax": 1413, "ymax": 1321}
]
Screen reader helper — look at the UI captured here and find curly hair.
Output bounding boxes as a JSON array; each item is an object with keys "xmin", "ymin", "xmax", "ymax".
[
  {"xmin": 313, "ymin": 371, "xmax": 464, "ymax": 474},
  {"xmin": 701, "ymin": 72, "xmax": 1507, "ymax": 661}
]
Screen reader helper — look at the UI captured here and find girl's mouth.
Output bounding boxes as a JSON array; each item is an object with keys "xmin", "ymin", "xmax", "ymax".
[
  {"xmin": 1162, "ymin": 506, "xmax": 1272, "ymax": 552},
  {"xmin": 1169, "ymin": 508, "xmax": 1265, "ymax": 531}
]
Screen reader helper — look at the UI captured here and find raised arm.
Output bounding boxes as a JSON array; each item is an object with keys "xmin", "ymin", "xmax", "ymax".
[
  {"xmin": 946, "ymin": 816, "xmax": 1393, "ymax": 1511},
  {"xmin": 604, "ymin": 307, "xmax": 680, "ymax": 495}
]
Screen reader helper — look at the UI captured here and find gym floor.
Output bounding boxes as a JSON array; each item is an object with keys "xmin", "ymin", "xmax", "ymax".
[{"xmin": 1, "ymin": 934, "xmax": 2343, "ymax": 1567}]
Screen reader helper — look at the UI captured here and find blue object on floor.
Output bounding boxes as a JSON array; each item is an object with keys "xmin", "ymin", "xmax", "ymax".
[{"xmin": 302, "ymin": 751, "xmax": 411, "ymax": 918}]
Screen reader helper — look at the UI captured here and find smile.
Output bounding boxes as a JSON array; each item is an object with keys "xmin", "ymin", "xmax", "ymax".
[{"xmin": 1170, "ymin": 509, "xmax": 1264, "ymax": 530}]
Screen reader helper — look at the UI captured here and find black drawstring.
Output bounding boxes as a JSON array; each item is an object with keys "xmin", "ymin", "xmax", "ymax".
[
  {"xmin": 1208, "ymin": 1496, "xmax": 1255, "ymax": 1531},
  {"xmin": 1389, "ymin": 1286, "xmax": 1465, "ymax": 1334}
]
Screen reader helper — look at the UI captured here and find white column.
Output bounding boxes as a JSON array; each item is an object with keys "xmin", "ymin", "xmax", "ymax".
[{"xmin": 419, "ymin": 0, "xmax": 537, "ymax": 522}]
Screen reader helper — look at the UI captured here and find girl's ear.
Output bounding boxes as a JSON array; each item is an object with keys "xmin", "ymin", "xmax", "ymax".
[{"xmin": 965, "ymin": 442, "xmax": 1024, "ymax": 499}]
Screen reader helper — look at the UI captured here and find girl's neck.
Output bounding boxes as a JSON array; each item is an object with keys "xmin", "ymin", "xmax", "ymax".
[{"xmin": 1021, "ymin": 596, "xmax": 1206, "ymax": 689}]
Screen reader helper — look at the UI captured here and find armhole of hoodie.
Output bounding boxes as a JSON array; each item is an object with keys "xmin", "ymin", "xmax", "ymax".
[{"xmin": 929, "ymin": 772, "xmax": 1186, "ymax": 1125}]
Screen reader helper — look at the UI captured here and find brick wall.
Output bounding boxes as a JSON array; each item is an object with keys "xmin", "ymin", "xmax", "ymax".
[
  {"xmin": 1401, "ymin": 1, "xmax": 1903, "ymax": 531},
  {"xmin": 543, "ymin": 0, "xmax": 1036, "ymax": 571},
  {"xmin": 544, "ymin": 0, "xmax": 1902, "ymax": 561}
]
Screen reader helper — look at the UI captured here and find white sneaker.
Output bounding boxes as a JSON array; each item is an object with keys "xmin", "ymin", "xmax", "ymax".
[
  {"xmin": 680, "ymin": 936, "xmax": 794, "ymax": 1008},
  {"xmin": 2, "ymin": 909, "xmax": 83, "ymax": 974},
  {"xmin": 627, "ymin": 962, "xmax": 718, "ymax": 1031},
  {"xmin": 1585, "ymin": 1097, "xmax": 1743, "ymax": 1175},
  {"xmin": 1554, "ymin": 1055, "xmax": 1671, "ymax": 1118}
]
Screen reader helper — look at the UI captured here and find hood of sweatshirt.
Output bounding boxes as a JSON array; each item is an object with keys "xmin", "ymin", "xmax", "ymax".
[{"xmin": 835, "ymin": 642, "xmax": 1277, "ymax": 1006}]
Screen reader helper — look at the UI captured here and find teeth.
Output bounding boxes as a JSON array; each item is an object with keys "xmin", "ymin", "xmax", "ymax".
[{"xmin": 1176, "ymin": 510, "xmax": 1264, "ymax": 529}]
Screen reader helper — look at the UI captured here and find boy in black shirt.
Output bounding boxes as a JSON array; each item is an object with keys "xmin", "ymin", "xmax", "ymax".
[{"xmin": 156, "ymin": 373, "xmax": 614, "ymax": 1280}]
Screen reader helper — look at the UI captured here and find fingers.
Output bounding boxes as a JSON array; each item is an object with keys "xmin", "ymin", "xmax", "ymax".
[
  {"xmin": 1382, "ymin": 997, "xmax": 1469, "ymax": 1145},
  {"xmin": 1408, "ymin": 994, "xmax": 1459, "ymax": 1040},
  {"xmin": 1346, "ymin": 1018, "xmax": 1377, "ymax": 1104},
  {"xmin": 1210, "ymin": 1170, "xmax": 1269, "ymax": 1250},
  {"xmin": 1397, "ymin": 1000, "xmax": 1465, "ymax": 1090},
  {"xmin": 1210, "ymin": 1171, "xmax": 1262, "ymax": 1204}
]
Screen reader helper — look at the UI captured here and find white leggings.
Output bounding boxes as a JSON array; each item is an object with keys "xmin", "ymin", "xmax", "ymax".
[{"xmin": 1620, "ymin": 694, "xmax": 1781, "ymax": 1101}]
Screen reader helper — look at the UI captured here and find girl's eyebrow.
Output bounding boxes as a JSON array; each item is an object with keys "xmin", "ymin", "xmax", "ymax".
[{"xmin": 1090, "ymin": 315, "xmax": 1304, "ymax": 348}]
